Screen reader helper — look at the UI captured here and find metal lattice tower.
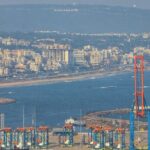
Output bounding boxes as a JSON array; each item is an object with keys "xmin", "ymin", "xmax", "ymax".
[{"xmin": 134, "ymin": 55, "xmax": 145, "ymax": 117}]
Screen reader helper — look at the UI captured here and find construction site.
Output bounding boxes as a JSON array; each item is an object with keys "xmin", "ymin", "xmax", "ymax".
[{"xmin": 0, "ymin": 54, "xmax": 149, "ymax": 150}]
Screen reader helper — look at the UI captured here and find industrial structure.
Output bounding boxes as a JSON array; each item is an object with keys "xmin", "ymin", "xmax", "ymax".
[
  {"xmin": 0, "ymin": 54, "xmax": 150, "ymax": 150},
  {"xmin": 134, "ymin": 55, "xmax": 146, "ymax": 117},
  {"xmin": 0, "ymin": 126, "xmax": 49, "ymax": 149},
  {"xmin": 88, "ymin": 125, "xmax": 125, "ymax": 149},
  {"xmin": 57, "ymin": 123, "xmax": 74, "ymax": 146},
  {"xmin": 130, "ymin": 55, "xmax": 150, "ymax": 150}
]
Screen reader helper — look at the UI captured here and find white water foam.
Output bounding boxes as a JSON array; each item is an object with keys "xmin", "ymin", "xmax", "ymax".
[
  {"xmin": 144, "ymin": 86, "xmax": 150, "ymax": 89},
  {"xmin": 99, "ymin": 85, "xmax": 117, "ymax": 89}
]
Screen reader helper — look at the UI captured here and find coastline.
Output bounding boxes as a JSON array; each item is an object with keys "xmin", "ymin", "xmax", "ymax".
[
  {"xmin": 2, "ymin": 65, "xmax": 150, "ymax": 88},
  {"xmin": 0, "ymin": 98, "xmax": 16, "ymax": 104},
  {"xmin": 0, "ymin": 67, "xmax": 133, "ymax": 88}
]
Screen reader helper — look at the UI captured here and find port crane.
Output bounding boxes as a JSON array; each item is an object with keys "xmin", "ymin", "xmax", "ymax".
[
  {"xmin": 134, "ymin": 55, "xmax": 146, "ymax": 117},
  {"xmin": 130, "ymin": 54, "xmax": 150, "ymax": 150}
]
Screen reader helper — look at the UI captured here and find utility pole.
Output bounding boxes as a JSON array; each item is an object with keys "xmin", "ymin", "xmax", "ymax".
[{"xmin": 23, "ymin": 105, "xmax": 25, "ymax": 128}]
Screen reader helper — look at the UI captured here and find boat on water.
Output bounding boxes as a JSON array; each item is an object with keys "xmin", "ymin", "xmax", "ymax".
[{"xmin": 65, "ymin": 117, "xmax": 86, "ymax": 127}]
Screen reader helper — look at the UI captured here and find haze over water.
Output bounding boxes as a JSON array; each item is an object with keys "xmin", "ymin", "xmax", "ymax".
[
  {"xmin": 0, "ymin": 71, "xmax": 149, "ymax": 128},
  {"xmin": 0, "ymin": 5, "xmax": 150, "ymax": 33},
  {"xmin": 0, "ymin": 4, "xmax": 150, "ymax": 128}
]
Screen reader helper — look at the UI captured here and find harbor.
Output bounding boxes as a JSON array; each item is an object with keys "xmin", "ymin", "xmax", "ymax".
[
  {"xmin": 0, "ymin": 1, "xmax": 150, "ymax": 149},
  {"xmin": 0, "ymin": 56, "xmax": 149, "ymax": 149}
]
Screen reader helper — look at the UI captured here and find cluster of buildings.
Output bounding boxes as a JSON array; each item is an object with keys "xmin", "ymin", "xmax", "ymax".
[
  {"xmin": 1, "ymin": 35, "xmax": 150, "ymax": 77},
  {"xmin": 0, "ymin": 41, "xmax": 137, "ymax": 77},
  {"xmin": 0, "ymin": 43, "xmax": 71, "ymax": 76},
  {"xmin": 0, "ymin": 37, "xmax": 30, "ymax": 47},
  {"xmin": 134, "ymin": 47, "xmax": 150, "ymax": 55},
  {"xmin": 73, "ymin": 45, "xmax": 133, "ymax": 67}
]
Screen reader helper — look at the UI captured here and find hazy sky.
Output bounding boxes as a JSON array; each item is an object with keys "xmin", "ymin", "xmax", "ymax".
[{"xmin": 0, "ymin": 0, "xmax": 150, "ymax": 9}]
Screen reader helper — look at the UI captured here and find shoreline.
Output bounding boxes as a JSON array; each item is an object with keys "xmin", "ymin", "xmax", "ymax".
[
  {"xmin": 1, "ymin": 65, "xmax": 150, "ymax": 88},
  {"xmin": 0, "ymin": 68, "xmax": 133, "ymax": 88},
  {"xmin": 0, "ymin": 98, "xmax": 16, "ymax": 104}
]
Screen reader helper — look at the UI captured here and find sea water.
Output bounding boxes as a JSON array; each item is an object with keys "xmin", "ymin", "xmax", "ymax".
[{"xmin": 0, "ymin": 71, "xmax": 150, "ymax": 128}]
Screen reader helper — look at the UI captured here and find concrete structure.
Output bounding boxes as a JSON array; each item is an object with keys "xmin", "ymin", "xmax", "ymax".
[{"xmin": 73, "ymin": 49, "xmax": 87, "ymax": 66}]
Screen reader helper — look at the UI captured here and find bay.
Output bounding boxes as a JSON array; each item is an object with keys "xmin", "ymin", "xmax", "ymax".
[{"xmin": 0, "ymin": 71, "xmax": 149, "ymax": 128}]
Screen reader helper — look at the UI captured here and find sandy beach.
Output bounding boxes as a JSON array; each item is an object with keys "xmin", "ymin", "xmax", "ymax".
[
  {"xmin": 0, "ymin": 68, "xmax": 133, "ymax": 88},
  {"xmin": 1, "ymin": 65, "xmax": 150, "ymax": 88}
]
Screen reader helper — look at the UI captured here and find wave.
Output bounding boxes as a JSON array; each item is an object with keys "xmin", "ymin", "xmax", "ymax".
[
  {"xmin": 53, "ymin": 9, "xmax": 79, "ymax": 12},
  {"xmin": 8, "ymin": 91, "xmax": 14, "ymax": 94},
  {"xmin": 98, "ymin": 85, "xmax": 117, "ymax": 89},
  {"xmin": 90, "ymin": 77, "xmax": 96, "ymax": 80},
  {"xmin": 144, "ymin": 86, "xmax": 150, "ymax": 89},
  {"xmin": 64, "ymin": 80, "xmax": 73, "ymax": 83},
  {"xmin": 0, "ymin": 91, "xmax": 14, "ymax": 95}
]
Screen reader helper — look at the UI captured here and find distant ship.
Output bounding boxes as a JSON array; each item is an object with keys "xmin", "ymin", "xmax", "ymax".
[
  {"xmin": 65, "ymin": 117, "xmax": 86, "ymax": 127},
  {"xmin": 53, "ymin": 9, "xmax": 79, "ymax": 12}
]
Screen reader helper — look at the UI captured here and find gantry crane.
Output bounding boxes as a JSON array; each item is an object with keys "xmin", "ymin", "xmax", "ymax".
[
  {"xmin": 130, "ymin": 55, "xmax": 150, "ymax": 150},
  {"xmin": 134, "ymin": 55, "xmax": 146, "ymax": 117}
]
